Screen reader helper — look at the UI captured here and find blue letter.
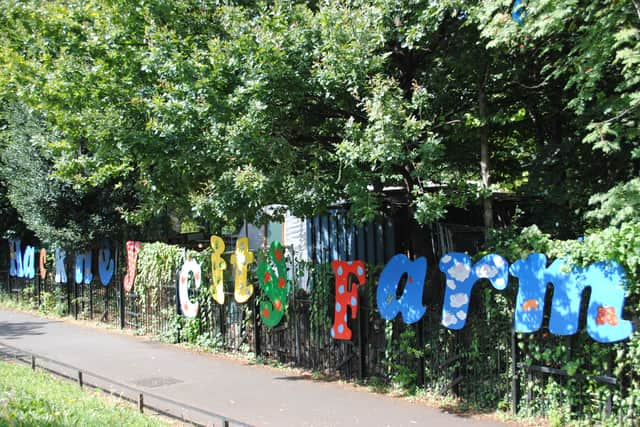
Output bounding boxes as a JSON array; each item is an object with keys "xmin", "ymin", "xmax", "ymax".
[
  {"xmin": 9, "ymin": 239, "xmax": 23, "ymax": 278},
  {"xmin": 55, "ymin": 249, "xmax": 67, "ymax": 284},
  {"xmin": 439, "ymin": 253, "xmax": 509, "ymax": 330},
  {"xmin": 75, "ymin": 251, "xmax": 93, "ymax": 285},
  {"xmin": 376, "ymin": 254, "xmax": 427, "ymax": 324},
  {"xmin": 510, "ymin": 254, "xmax": 633, "ymax": 343},
  {"xmin": 98, "ymin": 241, "xmax": 114, "ymax": 286},
  {"xmin": 23, "ymin": 246, "xmax": 35, "ymax": 279}
]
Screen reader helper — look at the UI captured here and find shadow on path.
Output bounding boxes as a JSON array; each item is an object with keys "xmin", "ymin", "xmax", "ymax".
[
  {"xmin": 273, "ymin": 375, "xmax": 313, "ymax": 381},
  {"xmin": 0, "ymin": 320, "xmax": 57, "ymax": 339}
]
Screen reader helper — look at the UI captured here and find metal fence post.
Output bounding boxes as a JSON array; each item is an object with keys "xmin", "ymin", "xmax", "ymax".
[
  {"xmin": 219, "ymin": 302, "xmax": 226, "ymax": 348},
  {"xmin": 291, "ymin": 248, "xmax": 301, "ymax": 365},
  {"xmin": 37, "ymin": 273, "xmax": 41, "ymax": 308},
  {"xmin": 606, "ymin": 348, "xmax": 613, "ymax": 417},
  {"xmin": 66, "ymin": 281, "xmax": 71, "ymax": 317},
  {"xmin": 511, "ymin": 329, "xmax": 520, "ymax": 416},
  {"xmin": 118, "ymin": 244, "xmax": 125, "ymax": 330},
  {"xmin": 74, "ymin": 280, "xmax": 78, "ymax": 320},
  {"xmin": 253, "ymin": 295, "xmax": 261, "ymax": 357},
  {"xmin": 416, "ymin": 320, "xmax": 425, "ymax": 387},
  {"xmin": 89, "ymin": 278, "xmax": 93, "ymax": 320},
  {"xmin": 357, "ymin": 287, "xmax": 367, "ymax": 381}
]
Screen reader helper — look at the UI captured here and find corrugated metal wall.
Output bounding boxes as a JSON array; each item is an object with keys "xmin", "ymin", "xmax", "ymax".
[
  {"xmin": 307, "ymin": 209, "xmax": 395, "ymax": 266},
  {"xmin": 284, "ymin": 213, "xmax": 308, "ymax": 261}
]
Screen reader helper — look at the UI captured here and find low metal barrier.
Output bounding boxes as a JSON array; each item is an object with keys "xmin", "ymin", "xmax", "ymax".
[{"xmin": 0, "ymin": 341, "xmax": 253, "ymax": 427}]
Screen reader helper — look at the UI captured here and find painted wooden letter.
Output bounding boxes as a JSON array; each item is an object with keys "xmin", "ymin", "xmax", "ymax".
[
  {"xmin": 23, "ymin": 246, "xmax": 35, "ymax": 280},
  {"xmin": 257, "ymin": 241, "xmax": 289, "ymax": 328},
  {"xmin": 510, "ymin": 254, "xmax": 633, "ymax": 343},
  {"xmin": 179, "ymin": 258, "xmax": 201, "ymax": 318},
  {"xmin": 230, "ymin": 237, "xmax": 254, "ymax": 303},
  {"xmin": 9, "ymin": 239, "xmax": 23, "ymax": 278},
  {"xmin": 439, "ymin": 253, "xmax": 509, "ymax": 330},
  {"xmin": 376, "ymin": 254, "xmax": 427, "ymax": 324},
  {"xmin": 55, "ymin": 248, "xmax": 67, "ymax": 284},
  {"xmin": 331, "ymin": 260, "xmax": 366, "ymax": 340},
  {"xmin": 508, "ymin": 253, "xmax": 548, "ymax": 333},
  {"xmin": 75, "ymin": 251, "xmax": 93, "ymax": 285},
  {"xmin": 210, "ymin": 236, "xmax": 226, "ymax": 305},
  {"xmin": 123, "ymin": 241, "xmax": 141, "ymax": 292},
  {"xmin": 98, "ymin": 241, "xmax": 114, "ymax": 286},
  {"xmin": 39, "ymin": 248, "xmax": 47, "ymax": 280}
]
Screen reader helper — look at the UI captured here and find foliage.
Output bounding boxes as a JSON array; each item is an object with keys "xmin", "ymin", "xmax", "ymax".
[
  {"xmin": 134, "ymin": 242, "xmax": 184, "ymax": 310},
  {"xmin": 485, "ymin": 221, "xmax": 640, "ymax": 423},
  {"xmin": 0, "ymin": 361, "xmax": 168, "ymax": 426},
  {"xmin": 308, "ymin": 261, "xmax": 334, "ymax": 342},
  {"xmin": 587, "ymin": 178, "xmax": 640, "ymax": 227},
  {"xmin": 384, "ymin": 324, "xmax": 422, "ymax": 393},
  {"xmin": 0, "ymin": 103, "xmax": 141, "ymax": 249},
  {"xmin": 1, "ymin": 0, "xmax": 628, "ymax": 232},
  {"xmin": 0, "ymin": 0, "xmax": 637, "ymax": 238},
  {"xmin": 0, "ymin": 0, "xmax": 638, "ymax": 423}
]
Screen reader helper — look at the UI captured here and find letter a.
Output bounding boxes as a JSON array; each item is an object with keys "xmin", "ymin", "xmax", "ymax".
[{"xmin": 376, "ymin": 254, "xmax": 427, "ymax": 324}]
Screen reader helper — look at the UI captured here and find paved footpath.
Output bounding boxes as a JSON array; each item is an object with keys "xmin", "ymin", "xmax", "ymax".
[{"xmin": 0, "ymin": 309, "xmax": 511, "ymax": 427}]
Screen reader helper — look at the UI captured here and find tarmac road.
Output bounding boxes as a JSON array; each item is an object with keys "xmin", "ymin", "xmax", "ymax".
[{"xmin": 0, "ymin": 309, "xmax": 511, "ymax": 427}]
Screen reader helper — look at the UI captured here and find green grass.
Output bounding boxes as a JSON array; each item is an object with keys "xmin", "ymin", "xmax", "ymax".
[{"xmin": 0, "ymin": 361, "xmax": 169, "ymax": 427}]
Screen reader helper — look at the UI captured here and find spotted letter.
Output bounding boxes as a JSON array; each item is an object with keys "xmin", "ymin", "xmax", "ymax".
[{"xmin": 331, "ymin": 261, "xmax": 366, "ymax": 340}]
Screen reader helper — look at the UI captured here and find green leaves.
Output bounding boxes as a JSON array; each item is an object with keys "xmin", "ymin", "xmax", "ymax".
[
  {"xmin": 0, "ymin": 0, "xmax": 637, "ymax": 240},
  {"xmin": 0, "ymin": 361, "xmax": 168, "ymax": 426}
]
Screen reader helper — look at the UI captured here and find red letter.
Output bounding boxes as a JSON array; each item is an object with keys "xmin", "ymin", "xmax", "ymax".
[
  {"xmin": 331, "ymin": 261, "xmax": 366, "ymax": 340},
  {"xmin": 123, "ymin": 241, "xmax": 141, "ymax": 292},
  {"xmin": 39, "ymin": 248, "xmax": 47, "ymax": 280}
]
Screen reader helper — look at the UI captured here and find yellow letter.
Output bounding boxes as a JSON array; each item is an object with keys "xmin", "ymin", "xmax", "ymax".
[
  {"xmin": 210, "ymin": 236, "xmax": 226, "ymax": 305},
  {"xmin": 230, "ymin": 237, "xmax": 254, "ymax": 303}
]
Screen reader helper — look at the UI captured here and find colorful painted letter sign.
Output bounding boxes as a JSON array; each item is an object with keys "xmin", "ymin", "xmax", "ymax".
[
  {"xmin": 175, "ymin": 236, "xmax": 634, "ymax": 344},
  {"xmin": 55, "ymin": 248, "xmax": 67, "ymax": 284},
  {"xmin": 257, "ymin": 241, "xmax": 290, "ymax": 328},
  {"xmin": 377, "ymin": 254, "xmax": 426, "ymax": 324},
  {"xmin": 98, "ymin": 241, "xmax": 114, "ymax": 286},
  {"xmin": 439, "ymin": 253, "xmax": 508, "ymax": 330},
  {"xmin": 9, "ymin": 239, "xmax": 35, "ymax": 279},
  {"xmin": 39, "ymin": 249, "xmax": 47, "ymax": 280},
  {"xmin": 510, "ymin": 254, "xmax": 632, "ymax": 343},
  {"xmin": 75, "ymin": 251, "xmax": 93, "ymax": 285},
  {"xmin": 179, "ymin": 258, "xmax": 202, "ymax": 318},
  {"xmin": 9, "ymin": 236, "xmax": 632, "ymax": 344},
  {"xmin": 123, "ymin": 241, "xmax": 141, "ymax": 292},
  {"xmin": 209, "ymin": 236, "xmax": 227, "ymax": 305},
  {"xmin": 231, "ymin": 237, "xmax": 254, "ymax": 303},
  {"xmin": 331, "ymin": 260, "xmax": 366, "ymax": 340}
]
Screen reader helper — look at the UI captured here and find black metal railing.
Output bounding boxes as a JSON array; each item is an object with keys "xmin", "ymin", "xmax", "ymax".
[{"xmin": 0, "ymin": 240, "xmax": 632, "ymax": 422}]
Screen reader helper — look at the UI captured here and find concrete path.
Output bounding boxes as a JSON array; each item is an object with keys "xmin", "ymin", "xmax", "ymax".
[{"xmin": 0, "ymin": 309, "xmax": 510, "ymax": 427}]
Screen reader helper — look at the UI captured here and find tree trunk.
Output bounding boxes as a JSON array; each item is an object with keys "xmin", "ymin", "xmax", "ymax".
[{"xmin": 478, "ymin": 75, "xmax": 494, "ymax": 231}]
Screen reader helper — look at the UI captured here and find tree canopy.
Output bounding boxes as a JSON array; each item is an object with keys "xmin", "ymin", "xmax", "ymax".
[{"xmin": 0, "ymin": 0, "xmax": 638, "ymax": 246}]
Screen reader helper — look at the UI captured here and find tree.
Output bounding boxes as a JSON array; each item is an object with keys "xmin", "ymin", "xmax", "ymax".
[
  {"xmin": 0, "ymin": 0, "xmax": 637, "ymax": 240},
  {"xmin": 0, "ymin": 103, "xmax": 143, "ymax": 248}
]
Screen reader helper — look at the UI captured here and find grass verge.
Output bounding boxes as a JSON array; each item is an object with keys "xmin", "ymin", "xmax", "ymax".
[{"xmin": 0, "ymin": 360, "xmax": 170, "ymax": 426}]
